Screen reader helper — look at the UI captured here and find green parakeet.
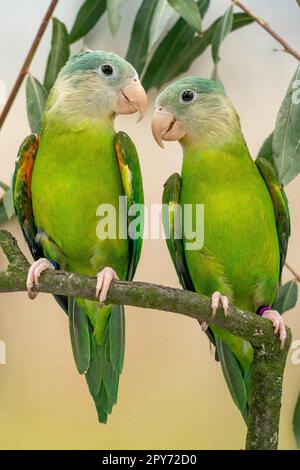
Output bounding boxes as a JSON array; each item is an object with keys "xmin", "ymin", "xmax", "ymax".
[
  {"xmin": 151, "ymin": 77, "xmax": 290, "ymax": 421},
  {"xmin": 13, "ymin": 50, "xmax": 147, "ymax": 423}
]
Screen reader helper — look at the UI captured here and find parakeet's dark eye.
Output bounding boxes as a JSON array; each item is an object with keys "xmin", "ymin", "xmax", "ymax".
[
  {"xmin": 100, "ymin": 64, "xmax": 114, "ymax": 76},
  {"xmin": 180, "ymin": 90, "xmax": 196, "ymax": 103}
]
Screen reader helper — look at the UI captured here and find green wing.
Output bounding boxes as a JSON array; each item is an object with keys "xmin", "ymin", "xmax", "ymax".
[
  {"xmin": 162, "ymin": 173, "xmax": 195, "ymax": 291},
  {"xmin": 13, "ymin": 133, "xmax": 68, "ymax": 313},
  {"xmin": 162, "ymin": 173, "xmax": 216, "ymax": 345},
  {"xmin": 115, "ymin": 131, "xmax": 144, "ymax": 281},
  {"xmin": 13, "ymin": 134, "xmax": 43, "ymax": 260},
  {"xmin": 163, "ymin": 173, "xmax": 249, "ymax": 422},
  {"xmin": 255, "ymin": 157, "xmax": 291, "ymax": 279}
]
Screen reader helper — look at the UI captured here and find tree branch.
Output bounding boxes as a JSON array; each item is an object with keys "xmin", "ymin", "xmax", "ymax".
[
  {"xmin": 0, "ymin": 0, "xmax": 59, "ymax": 130},
  {"xmin": 0, "ymin": 230, "xmax": 292, "ymax": 450},
  {"xmin": 232, "ymin": 0, "xmax": 300, "ymax": 61}
]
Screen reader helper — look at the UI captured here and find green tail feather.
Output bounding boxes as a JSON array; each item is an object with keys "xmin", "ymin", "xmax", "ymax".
[
  {"xmin": 85, "ymin": 323, "xmax": 101, "ymax": 397},
  {"xmin": 68, "ymin": 299, "xmax": 125, "ymax": 423},
  {"xmin": 216, "ymin": 339, "xmax": 249, "ymax": 424},
  {"xmin": 86, "ymin": 305, "xmax": 124, "ymax": 423},
  {"xmin": 68, "ymin": 298, "xmax": 90, "ymax": 374},
  {"xmin": 109, "ymin": 305, "xmax": 125, "ymax": 374}
]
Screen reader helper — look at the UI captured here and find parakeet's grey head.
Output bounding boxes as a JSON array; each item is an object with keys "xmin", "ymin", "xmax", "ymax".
[
  {"xmin": 151, "ymin": 77, "xmax": 240, "ymax": 148},
  {"xmin": 46, "ymin": 50, "xmax": 147, "ymax": 124}
]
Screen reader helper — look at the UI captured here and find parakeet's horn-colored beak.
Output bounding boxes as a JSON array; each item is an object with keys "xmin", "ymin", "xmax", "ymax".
[
  {"xmin": 115, "ymin": 76, "xmax": 147, "ymax": 121},
  {"xmin": 151, "ymin": 107, "xmax": 186, "ymax": 148}
]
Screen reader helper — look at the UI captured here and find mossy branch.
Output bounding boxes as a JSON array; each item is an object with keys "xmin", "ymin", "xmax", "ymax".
[{"xmin": 0, "ymin": 230, "xmax": 292, "ymax": 450}]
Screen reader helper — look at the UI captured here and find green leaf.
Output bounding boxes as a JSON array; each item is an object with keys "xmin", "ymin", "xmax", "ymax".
[
  {"xmin": 142, "ymin": 0, "xmax": 210, "ymax": 90},
  {"xmin": 44, "ymin": 18, "xmax": 70, "ymax": 92},
  {"xmin": 107, "ymin": 0, "xmax": 127, "ymax": 36},
  {"xmin": 149, "ymin": 0, "xmax": 178, "ymax": 48},
  {"xmin": 257, "ymin": 132, "xmax": 274, "ymax": 164},
  {"xmin": 273, "ymin": 280, "xmax": 298, "ymax": 313},
  {"xmin": 69, "ymin": 0, "xmax": 106, "ymax": 43},
  {"xmin": 273, "ymin": 64, "xmax": 300, "ymax": 186},
  {"xmin": 293, "ymin": 392, "xmax": 300, "ymax": 448},
  {"xmin": 211, "ymin": 64, "xmax": 218, "ymax": 82},
  {"xmin": 256, "ymin": 132, "xmax": 279, "ymax": 174},
  {"xmin": 211, "ymin": 64, "xmax": 224, "ymax": 88},
  {"xmin": 0, "ymin": 181, "xmax": 9, "ymax": 192},
  {"xmin": 211, "ymin": 5, "xmax": 234, "ymax": 64},
  {"xmin": 3, "ymin": 188, "xmax": 15, "ymax": 220},
  {"xmin": 173, "ymin": 12, "xmax": 253, "ymax": 82},
  {"xmin": 297, "ymin": 0, "xmax": 300, "ymax": 7},
  {"xmin": 26, "ymin": 75, "xmax": 48, "ymax": 134},
  {"xmin": 126, "ymin": 0, "xmax": 160, "ymax": 75},
  {"xmin": 0, "ymin": 200, "xmax": 9, "ymax": 224},
  {"xmin": 143, "ymin": 10, "xmax": 252, "ymax": 91},
  {"xmin": 167, "ymin": 0, "xmax": 202, "ymax": 33}
]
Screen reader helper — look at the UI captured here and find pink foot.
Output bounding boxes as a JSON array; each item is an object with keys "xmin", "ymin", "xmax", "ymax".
[
  {"xmin": 211, "ymin": 291, "xmax": 229, "ymax": 318},
  {"xmin": 27, "ymin": 258, "xmax": 55, "ymax": 299},
  {"xmin": 95, "ymin": 267, "xmax": 118, "ymax": 303},
  {"xmin": 201, "ymin": 321, "xmax": 209, "ymax": 332},
  {"xmin": 262, "ymin": 309, "xmax": 287, "ymax": 349}
]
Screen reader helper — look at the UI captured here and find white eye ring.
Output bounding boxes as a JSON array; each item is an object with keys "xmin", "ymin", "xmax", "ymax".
[
  {"xmin": 180, "ymin": 89, "xmax": 197, "ymax": 104},
  {"xmin": 99, "ymin": 63, "xmax": 117, "ymax": 79}
]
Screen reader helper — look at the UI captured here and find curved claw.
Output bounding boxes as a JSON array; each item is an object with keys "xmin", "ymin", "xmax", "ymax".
[
  {"xmin": 27, "ymin": 258, "xmax": 55, "ymax": 299},
  {"xmin": 262, "ymin": 309, "xmax": 287, "ymax": 350},
  {"xmin": 95, "ymin": 267, "xmax": 118, "ymax": 303},
  {"xmin": 211, "ymin": 291, "xmax": 229, "ymax": 318}
]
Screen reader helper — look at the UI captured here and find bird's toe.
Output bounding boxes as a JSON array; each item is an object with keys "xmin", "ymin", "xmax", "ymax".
[
  {"xmin": 26, "ymin": 258, "xmax": 54, "ymax": 299},
  {"xmin": 96, "ymin": 267, "xmax": 118, "ymax": 303},
  {"xmin": 261, "ymin": 309, "xmax": 287, "ymax": 349},
  {"xmin": 211, "ymin": 291, "xmax": 229, "ymax": 318}
]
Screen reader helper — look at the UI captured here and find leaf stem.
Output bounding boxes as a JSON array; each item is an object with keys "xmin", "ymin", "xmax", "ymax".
[
  {"xmin": 0, "ymin": 0, "xmax": 59, "ymax": 130},
  {"xmin": 285, "ymin": 262, "xmax": 300, "ymax": 283},
  {"xmin": 232, "ymin": 0, "xmax": 300, "ymax": 61}
]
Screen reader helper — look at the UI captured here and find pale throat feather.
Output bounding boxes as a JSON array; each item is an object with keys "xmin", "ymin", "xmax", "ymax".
[
  {"xmin": 43, "ymin": 73, "xmax": 116, "ymax": 129},
  {"xmin": 181, "ymin": 95, "xmax": 244, "ymax": 151}
]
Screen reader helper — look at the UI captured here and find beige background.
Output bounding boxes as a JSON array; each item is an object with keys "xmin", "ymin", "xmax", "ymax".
[{"xmin": 0, "ymin": 0, "xmax": 300, "ymax": 450}]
